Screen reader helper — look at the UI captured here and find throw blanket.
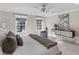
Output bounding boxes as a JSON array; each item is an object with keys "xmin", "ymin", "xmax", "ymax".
[{"xmin": 29, "ymin": 34, "xmax": 57, "ymax": 49}]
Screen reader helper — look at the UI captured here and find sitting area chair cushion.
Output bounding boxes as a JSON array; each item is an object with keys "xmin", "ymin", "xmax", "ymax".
[
  {"xmin": 1, "ymin": 36, "xmax": 17, "ymax": 55},
  {"xmin": 16, "ymin": 34, "xmax": 23, "ymax": 46},
  {"xmin": 7, "ymin": 31, "xmax": 15, "ymax": 36}
]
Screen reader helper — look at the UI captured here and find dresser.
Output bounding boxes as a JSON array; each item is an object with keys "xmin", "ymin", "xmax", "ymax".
[{"xmin": 53, "ymin": 29, "xmax": 75, "ymax": 42}]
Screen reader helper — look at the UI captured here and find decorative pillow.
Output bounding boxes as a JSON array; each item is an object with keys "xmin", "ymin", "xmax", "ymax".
[
  {"xmin": 1, "ymin": 36, "xmax": 17, "ymax": 55},
  {"xmin": 16, "ymin": 34, "xmax": 23, "ymax": 46},
  {"xmin": 7, "ymin": 31, "xmax": 15, "ymax": 36}
]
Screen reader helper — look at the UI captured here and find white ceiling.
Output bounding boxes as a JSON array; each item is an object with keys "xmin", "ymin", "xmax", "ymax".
[{"xmin": 0, "ymin": 3, "xmax": 79, "ymax": 17}]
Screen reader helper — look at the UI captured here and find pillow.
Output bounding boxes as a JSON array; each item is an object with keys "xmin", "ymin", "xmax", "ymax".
[
  {"xmin": 1, "ymin": 36, "xmax": 17, "ymax": 55},
  {"xmin": 7, "ymin": 31, "xmax": 15, "ymax": 36},
  {"xmin": 16, "ymin": 34, "xmax": 23, "ymax": 46}
]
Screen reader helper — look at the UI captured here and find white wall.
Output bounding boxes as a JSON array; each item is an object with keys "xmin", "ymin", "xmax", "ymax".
[
  {"xmin": 45, "ymin": 16, "xmax": 60, "ymax": 37},
  {"xmin": 26, "ymin": 16, "xmax": 45, "ymax": 36},
  {"xmin": 69, "ymin": 10, "xmax": 79, "ymax": 43},
  {"xmin": 0, "ymin": 11, "xmax": 46, "ymax": 36},
  {"xmin": 46, "ymin": 10, "xmax": 79, "ymax": 37},
  {"xmin": 16, "ymin": 15, "xmax": 46, "ymax": 36},
  {"xmin": 0, "ymin": 10, "xmax": 79, "ymax": 37},
  {"xmin": 70, "ymin": 11, "xmax": 79, "ymax": 36},
  {"xmin": 0, "ymin": 11, "xmax": 16, "ymax": 33},
  {"xmin": 26, "ymin": 15, "xmax": 37, "ymax": 35}
]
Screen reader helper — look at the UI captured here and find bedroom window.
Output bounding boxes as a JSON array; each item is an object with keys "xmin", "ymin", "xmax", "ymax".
[
  {"xmin": 37, "ymin": 20, "xmax": 42, "ymax": 30},
  {"xmin": 15, "ymin": 15, "xmax": 27, "ymax": 32}
]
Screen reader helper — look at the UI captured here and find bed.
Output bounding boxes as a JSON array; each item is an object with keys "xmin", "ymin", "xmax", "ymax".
[
  {"xmin": 13, "ymin": 35, "xmax": 61, "ymax": 55},
  {"xmin": 0, "ymin": 29, "xmax": 61, "ymax": 55}
]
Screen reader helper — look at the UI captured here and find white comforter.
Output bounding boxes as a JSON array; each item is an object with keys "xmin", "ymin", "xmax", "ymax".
[
  {"xmin": 13, "ymin": 36, "xmax": 61, "ymax": 55},
  {"xmin": 0, "ymin": 28, "xmax": 61, "ymax": 55},
  {"xmin": 0, "ymin": 29, "xmax": 61, "ymax": 55}
]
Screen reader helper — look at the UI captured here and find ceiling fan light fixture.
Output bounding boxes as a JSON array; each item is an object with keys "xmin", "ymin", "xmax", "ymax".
[{"xmin": 41, "ymin": 7, "xmax": 46, "ymax": 12}]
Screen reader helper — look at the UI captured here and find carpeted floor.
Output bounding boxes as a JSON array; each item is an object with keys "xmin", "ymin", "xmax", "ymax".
[{"xmin": 49, "ymin": 37, "xmax": 79, "ymax": 55}]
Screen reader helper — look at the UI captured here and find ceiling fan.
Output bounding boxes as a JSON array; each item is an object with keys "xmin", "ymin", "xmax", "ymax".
[
  {"xmin": 34, "ymin": 3, "xmax": 53, "ymax": 13},
  {"xmin": 41, "ymin": 3, "xmax": 47, "ymax": 12}
]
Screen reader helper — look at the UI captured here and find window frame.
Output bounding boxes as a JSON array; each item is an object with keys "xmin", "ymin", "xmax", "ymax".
[
  {"xmin": 15, "ymin": 15, "xmax": 27, "ymax": 32},
  {"xmin": 36, "ymin": 19, "xmax": 42, "ymax": 30}
]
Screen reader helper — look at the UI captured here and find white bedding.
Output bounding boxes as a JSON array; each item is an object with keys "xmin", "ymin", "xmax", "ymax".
[
  {"xmin": 0, "ymin": 27, "xmax": 61, "ymax": 55},
  {"xmin": 0, "ymin": 30, "xmax": 61, "ymax": 55},
  {"xmin": 13, "ymin": 36, "xmax": 61, "ymax": 55}
]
